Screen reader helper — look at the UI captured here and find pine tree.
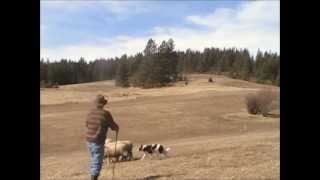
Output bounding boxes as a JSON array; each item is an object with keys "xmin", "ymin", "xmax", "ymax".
[
  {"xmin": 135, "ymin": 39, "xmax": 158, "ymax": 88},
  {"xmin": 41, "ymin": 39, "xmax": 279, "ymax": 87},
  {"xmin": 155, "ymin": 39, "xmax": 178, "ymax": 85},
  {"xmin": 115, "ymin": 54, "xmax": 130, "ymax": 87},
  {"xmin": 143, "ymin": 38, "xmax": 158, "ymax": 56}
]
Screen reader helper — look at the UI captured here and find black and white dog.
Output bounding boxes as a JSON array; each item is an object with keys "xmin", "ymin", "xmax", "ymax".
[{"xmin": 138, "ymin": 144, "xmax": 171, "ymax": 160}]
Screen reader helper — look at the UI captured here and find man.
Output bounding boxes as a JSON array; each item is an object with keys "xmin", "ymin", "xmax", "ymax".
[{"xmin": 86, "ymin": 94, "xmax": 119, "ymax": 180}]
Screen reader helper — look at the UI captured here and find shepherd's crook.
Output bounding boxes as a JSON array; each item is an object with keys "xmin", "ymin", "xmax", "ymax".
[{"xmin": 111, "ymin": 131, "xmax": 118, "ymax": 180}]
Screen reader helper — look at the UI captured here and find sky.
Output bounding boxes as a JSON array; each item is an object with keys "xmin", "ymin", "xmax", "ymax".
[{"xmin": 41, "ymin": 0, "xmax": 279, "ymax": 61}]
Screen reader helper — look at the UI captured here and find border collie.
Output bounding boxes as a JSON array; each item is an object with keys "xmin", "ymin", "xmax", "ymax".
[{"xmin": 138, "ymin": 144, "xmax": 171, "ymax": 160}]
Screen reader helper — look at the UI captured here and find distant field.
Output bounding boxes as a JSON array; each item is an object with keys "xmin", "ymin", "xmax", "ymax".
[{"xmin": 41, "ymin": 74, "xmax": 279, "ymax": 180}]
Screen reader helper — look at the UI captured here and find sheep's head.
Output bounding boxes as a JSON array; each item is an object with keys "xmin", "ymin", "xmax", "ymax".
[{"xmin": 105, "ymin": 138, "xmax": 112, "ymax": 144}]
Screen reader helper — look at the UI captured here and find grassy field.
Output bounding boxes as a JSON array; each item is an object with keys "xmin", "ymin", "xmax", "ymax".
[{"xmin": 40, "ymin": 74, "xmax": 279, "ymax": 180}]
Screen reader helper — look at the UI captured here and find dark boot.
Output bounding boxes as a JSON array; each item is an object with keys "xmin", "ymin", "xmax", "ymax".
[{"xmin": 91, "ymin": 175, "xmax": 98, "ymax": 180}]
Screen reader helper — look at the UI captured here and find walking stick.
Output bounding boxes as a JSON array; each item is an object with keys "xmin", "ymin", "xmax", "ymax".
[{"xmin": 111, "ymin": 130, "xmax": 118, "ymax": 180}]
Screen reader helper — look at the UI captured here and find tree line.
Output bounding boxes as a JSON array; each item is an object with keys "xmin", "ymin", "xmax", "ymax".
[{"xmin": 40, "ymin": 38, "xmax": 279, "ymax": 88}]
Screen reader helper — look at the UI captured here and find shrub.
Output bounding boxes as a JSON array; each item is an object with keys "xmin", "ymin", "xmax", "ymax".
[
  {"xmin": 52, "ymin": 82, "xmax": 59, "ymax": 88},
  {"xmin": 245, "ymin": 89, "xmax": 277, "ymax": 116},
  {"xmin": 40, "ymin": 80, "xmax": 46, "ymax": 88},
  {"xmin": 40, "ymin": 81, "xmax": 52, "ymax": 88},
  {"xmin": 177, "ymin": 75, "xmax": 188, "ymax": 82},
  {"xmin": 177, "ymin": 75, "xmax": 183, "ymax": 81},
  {"xmin": 245, "ymin": 94, "xmax": 260, "ymax": 114}
]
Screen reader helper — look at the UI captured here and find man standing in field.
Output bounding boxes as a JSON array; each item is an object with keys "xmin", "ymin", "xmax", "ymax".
[{"xmin": 86, "ymin": 94, "xmax": 119, "ymax": 180}]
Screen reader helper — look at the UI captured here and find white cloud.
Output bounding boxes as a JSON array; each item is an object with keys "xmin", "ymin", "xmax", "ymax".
[
  {"xmin": 41, "ymin": 37, "xmax": 148, "ymax": 61},
  {"xmin": 41, "ymin": 1, "xmax": 279, "ymax": 61},
  {"xmin": 187, "ymin": 8, "xmax": 236, "ymax": 28},
  {"xmin": 41, "ymin": 0, "xmax": 149, "ymax": 15},
  {"xmin": 101, "ymin": 1, "xmax": 150, "ymax": 15},
  {"xmin": 183, "ymin": 1, "xmax": 279, "ymax": 55}
]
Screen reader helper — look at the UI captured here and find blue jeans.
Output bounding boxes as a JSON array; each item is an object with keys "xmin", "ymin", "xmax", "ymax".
[{"xmin": 87, "ymin": 141, "xmax": 105, "ymax": 176}]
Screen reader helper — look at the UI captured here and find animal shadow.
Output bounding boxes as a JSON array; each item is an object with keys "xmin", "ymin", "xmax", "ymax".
[
  {"xmin": 136, "ymin": 174, "xmax": 173, "ymax": 180},
  {"xmin": 263, "ymin": 113, "xmax": 280, "ymax": 118},
  {"xmin": 105, "ymin": 156, "xmax": 141, "ymax": 164}
]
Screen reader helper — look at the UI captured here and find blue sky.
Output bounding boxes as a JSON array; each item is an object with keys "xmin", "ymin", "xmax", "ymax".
[{"xmin": 41, "ymin": 1, "xmax": 279, "ymax": 61}]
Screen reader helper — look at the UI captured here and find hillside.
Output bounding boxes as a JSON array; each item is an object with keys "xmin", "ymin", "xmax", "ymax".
[{"xmin": 40, "ymin": 74, "xmax": 279, "ymax": 180}]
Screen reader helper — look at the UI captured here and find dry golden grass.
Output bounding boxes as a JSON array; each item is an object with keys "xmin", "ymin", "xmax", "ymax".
[
  {"xmin": 40, "ymin": 74, "xmax": 263, "ymax": 106},
  {"xmin": 41, "ymin": 74, "xmax": 279, "ymax": 180}
]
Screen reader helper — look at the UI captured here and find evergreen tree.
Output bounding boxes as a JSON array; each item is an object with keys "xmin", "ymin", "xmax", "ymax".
[
  {"xmin": 155, "ymin": 39, "xmax": 178, "ymax": 85},
  {"xmin": 40, "ymin": 39, "xmax": 279, "ymax": 87},
  {"xmin": 143, "ymin": 38, "xmax": 158, "ymax": 56},
  {"xmin": 115, "ymin": 55, "xmax": 130, "ymax": 87}
]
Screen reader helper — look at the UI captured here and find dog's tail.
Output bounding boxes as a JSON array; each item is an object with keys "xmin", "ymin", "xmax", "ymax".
[{"xmin": 165, "ymin": 147, "xmax": 171, "ymax": 152}]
